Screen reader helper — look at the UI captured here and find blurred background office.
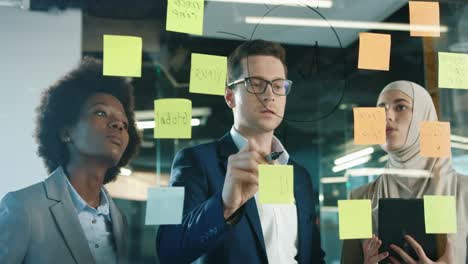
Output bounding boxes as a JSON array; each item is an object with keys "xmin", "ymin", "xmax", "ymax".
[{"xmin": 1, "ymin": 0, "xmax": 467, "ymax": 263}]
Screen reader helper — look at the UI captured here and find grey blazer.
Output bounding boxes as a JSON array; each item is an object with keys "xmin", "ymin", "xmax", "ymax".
[{"xmin": 0, "ymin": 167, "xmax": 128, "ymax": 264}]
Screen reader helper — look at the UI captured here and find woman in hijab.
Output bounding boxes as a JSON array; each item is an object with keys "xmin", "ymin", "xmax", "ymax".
[{"xmin": 341, "ymin": 81, "xmax": 468, "ymax": 264}]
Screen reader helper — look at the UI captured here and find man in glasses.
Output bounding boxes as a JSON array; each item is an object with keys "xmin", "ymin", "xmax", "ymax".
[{"xmin": 157, "ymin": 39, "xmax": 325, "ymax": 264}]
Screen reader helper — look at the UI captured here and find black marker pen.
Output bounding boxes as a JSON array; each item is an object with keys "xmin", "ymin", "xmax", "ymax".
[{"xmin": 265, "ymin": 151, "xmax": 284, "ymax": 163}]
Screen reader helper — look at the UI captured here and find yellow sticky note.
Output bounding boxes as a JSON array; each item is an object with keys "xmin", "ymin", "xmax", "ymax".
[
  {"xmin": 420, "ymin": 121, "xmax": 451, "ymax": 158},
  {"xmin": 154, "ymin": 99, "xmax": 192, "ymax": 139},
  {"xmin": 166, "ymin": 0, "xmax": 204, "ymax": 35},
  {"xmin": 353, "ymin": 107, "xmax": 386, "ymax": 145},
  {"xmin": 258, "ymin": 165, "xmax": 294, "ymax": 204},
  {"xmin": 358, "ymin": 33, "xmax": 391, "ymax": 71},
  {"xmin": 409, "ymin": 1, "xmax": 440, "ymax": 37},
  {"xmin": 189, "ymin": 53, "xmax": 227, "ymax": 96},
  {"xmin": 424, "ymin": 195, "xmax": 457, "ymax": 234},
  {"xmin": 103, "ymin": 35, "xmax": 142, "ymax": 77},
  {"xmin": 338, "ymin": 200, "xmax": 372, "ymax": 240},
  {"xmin": 439, "ymin": 52, "xmax": 468, "ymax": 90}
]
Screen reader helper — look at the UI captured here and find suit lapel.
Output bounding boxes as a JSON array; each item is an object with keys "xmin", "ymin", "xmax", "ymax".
[
  {"xmin": 45, "ymin": 167, "xmax": 95, "ymax": 264},
  {"xmin": 218, "ymin": 133, "xmax": 267, "ymax": 259},
  {"xmin": 107, "ymin": 190, "xmax": 126, "ymax": 264}
]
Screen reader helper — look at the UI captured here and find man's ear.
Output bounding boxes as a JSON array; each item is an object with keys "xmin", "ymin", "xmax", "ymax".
[{"xmin": 224, "ymin": 86, "xmax": 236, "ymax": 109}]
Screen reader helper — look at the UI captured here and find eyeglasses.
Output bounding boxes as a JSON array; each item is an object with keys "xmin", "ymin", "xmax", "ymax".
[{"xmin": 227, "ymin": 77, "xmax": 292, "ymax": 96}]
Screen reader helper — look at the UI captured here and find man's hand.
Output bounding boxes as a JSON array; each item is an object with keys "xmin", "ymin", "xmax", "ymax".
[{"xmin": 222, "ymin": 140, "xmax": 267, "ymax": 219}]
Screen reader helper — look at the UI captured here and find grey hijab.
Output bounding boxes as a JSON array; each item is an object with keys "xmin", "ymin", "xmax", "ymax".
[{"xmin": 372, "ymin": 80, "xmax": 457, "ymax": 201}]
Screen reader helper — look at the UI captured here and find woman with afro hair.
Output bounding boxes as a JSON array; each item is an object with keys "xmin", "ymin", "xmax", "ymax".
[{"xmin": 0, "ymin": 57, "xmax": 141, "ymax": 264}]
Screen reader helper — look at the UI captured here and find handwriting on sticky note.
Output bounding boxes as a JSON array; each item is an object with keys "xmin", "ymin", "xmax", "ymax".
[
  {"xmin": 409, "ymin": 1, "xmax": 440, "ymax": 37},
  {"xmin": 338, "ymin": 200, "xmax": 372, "ymax": 240},
  {"xmin": 438, "ymin": 52, "xmax": 468, "ymax": 90},
  {"xmin": 145, "ymin": 187, "xmax": 185, "ymax": 225},
  {"xmin": 189, "ymin": 53, "xmax": 227, "ymax": 96},
  {"xmin": 419, "ymin": 121, "xmax": 451, "ymax": 158},
  {"xmin": 154, "ymin": 99, "xmax": 192, "ymax": 139},
  {"xmin": 166, "ymin": 0, "xmax": 204, "ymax": 35},
  {"xmin": 258, "ymin": 165, "xmax": 294, "ymax": 204},
  {"xmin": 103, "ymin": 35, "xmax": 142, "ymax": 77},
  {"xmin": 424, "ymin": 195, "xmax": 457, "ymax": 234},
  {"xmin": 353, "ymin": 107, "xmax": 386, "ymax": 145},
  {"xmin": 358, "ymin": 33, "xmax": 391, "ymax": 71}
]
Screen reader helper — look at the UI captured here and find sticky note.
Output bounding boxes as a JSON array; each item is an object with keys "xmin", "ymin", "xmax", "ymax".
[
  {"xmin": 258, "ymin": 165, "xmax": 294, "ymax": 204},
  {"xmin": 358, "ymin": 33, "xmax": 391, "ymax": 71},
  {"xmin": 189, "ymin": 53, "xmax": 228, "ymax": 96},
  {"xmin": 439, "ymin": 52, "xmax": 468, "ymax": 90},
  {"xmin": 409, "ymin": 1, "xmax": 440, "ymax": 37},
  {"xmin": 103, "ymin": 35, "xmax": 142, "ymax": 77},
  {"xmin": 419, "ymin": 121, "xmax": 451, "ymax": 158},
  {"xmin": 145, "ymin": 187, "xmax": 185, "ymax": 225},
  {"xmin": 353, "ymin": 107, "xmax": 386, "ymax": 145},
  {"xmin": 424, "ymin": 195, "xmax": 457, "ymax": 234},
  {"xmin": 166, "ymin": 0, "xmax": 204, "ymax": 35},
  {"xmin": 338, "ymin": 200, "xmax": 372, "ymax": 240},
  {"xmin": 154, "ymin": 99, "xmax": 192, "ymax": 139}
]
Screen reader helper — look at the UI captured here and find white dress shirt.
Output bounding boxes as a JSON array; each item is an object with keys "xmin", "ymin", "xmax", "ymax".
[{"xmin": 230, "ymin": 127, "xmax": 298, "ymax": 264}]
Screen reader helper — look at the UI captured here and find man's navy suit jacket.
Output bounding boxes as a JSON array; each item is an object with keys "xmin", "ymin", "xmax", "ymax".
[{"xmin": 157, "ymin": 132, "xmax": 325, "ymax": 264}]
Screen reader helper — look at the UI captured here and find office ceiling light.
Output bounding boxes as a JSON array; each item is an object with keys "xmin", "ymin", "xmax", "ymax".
[
  {"xmin": 451, "ymin": 134, "xmax": 468, "ymax": 144},
  {"xmin": 0, "ymin": 0, "xmax": 28, "ymax": 8},
  {"xmin": 136, "ymin": 121, "xmax": 155, "ymax": 130},
  {"xmin": 378, "ymin": 155, "xmax": 389, "ymax": 163},
  {"xmin": 334, "ymin": 147, "xmax": 374, "ymax": 165},
  {"xmin": 245, "ymin": 17, "xmax": 448, "ymax": 33},
  {"xmin": 208, "ymin": 0, "xmax": 333, "ymax": 8},
  {"xmin": 451, "ymin": 142, "xmax": 468, "ymax": 151},
  {"xmin": 345, "ymin": 168, "xmax": 431, "ymax": 178},
  {"xmin": 332, "ymin": 155, "xmax": 371, "ymax": 173},
  {"xmin": 136, "ymin": 118, "xmax": 202, "ymax": 130},
  {"xmin": 119, "ymin": 167, "xmax": 133, "ymax": 176},
  {"xmin": 320, "ymin": 176, "xmax": 347, "ymax": 184}
]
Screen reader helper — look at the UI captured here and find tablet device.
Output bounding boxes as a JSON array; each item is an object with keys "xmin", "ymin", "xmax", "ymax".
[{"xmin": 378, "ymin": 198, "xmax": 441, "ymax": 263}]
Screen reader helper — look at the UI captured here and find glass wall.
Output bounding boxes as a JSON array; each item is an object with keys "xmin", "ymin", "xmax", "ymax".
[{"xmin": 1, "ymin": 0, "xmax": 467, "ymax": 263}]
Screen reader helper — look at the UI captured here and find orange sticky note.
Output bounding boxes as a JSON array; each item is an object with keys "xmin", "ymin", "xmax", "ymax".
[
  {"xmin": 409, "ymin": 1, "xmax": 440, "ymax": 37},
  {"xmin": 420, "ymin": 121, "xmax": 451, "ymax": 158},
  {"xmin": 358, "ymin": 33, "xmax": 391, "ymax": 71},
  {"xmin": 353, "ymin": 107, "xmax": 386, "ymax": 145}
]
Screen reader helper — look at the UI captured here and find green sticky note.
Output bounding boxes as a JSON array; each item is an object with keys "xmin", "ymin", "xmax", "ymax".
[
  {"xmin": 103, "ymin": 35, "xmax": 142, "ymax": 77},
  {"xmin": 166, "ymin": 0, "xmax": 204, "ymax": 35},
  {"xmin": 439, "ymin": 52, "xmax": 468, "ymax": 89},
  {"xmin": 189, "ymin": 53, "xmax": 227, "ymax": 96},
  {"xmin": 338, "ymin": 200, "xmax": 372, "ymax": 240},
  {"xmin": 424, "ymin": 195, "xmax": 457, "ymax": 234},
  {"xmin": 258, "ymin": 165, "xmax": 294, "ymax": 204},
  {"xmin": 154, "ymin": 99, "xmax": 192, "ymax": 139}
]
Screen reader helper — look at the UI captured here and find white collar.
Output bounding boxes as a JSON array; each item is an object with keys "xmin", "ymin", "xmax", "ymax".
[{"xmin": 229, "ymin": 127, "xmax": 290, "ymax": 165}]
